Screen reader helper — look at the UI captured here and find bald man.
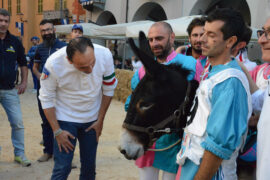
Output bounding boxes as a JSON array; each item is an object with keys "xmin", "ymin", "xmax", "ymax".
[{"xmin": 124, "ymin": 22, "xmax": 201, "ymax": 180}]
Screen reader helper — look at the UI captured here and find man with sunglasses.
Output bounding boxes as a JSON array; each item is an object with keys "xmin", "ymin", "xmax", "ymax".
[
  {"xmin": 254, "ymin": 17, "xmax": 270, "ymax": 180},
  {"xmin": 33, "ymin": 19, "xmax": 66, "ymax": 162},
  {"xmin": 249, "ymin": 28, "xmax": 270, "ymax": 94}
]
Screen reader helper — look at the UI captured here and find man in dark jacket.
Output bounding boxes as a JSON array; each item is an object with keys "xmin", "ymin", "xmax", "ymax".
[
  {"xmin": 33, "ymin": 19, "xmax": 66, "ymax": 162},
  {"xmin": 0, "ymin": 8, "xmax": 30, "ymax": 167}
]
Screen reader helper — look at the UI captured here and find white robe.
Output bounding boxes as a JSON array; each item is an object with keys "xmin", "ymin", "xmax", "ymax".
[{"xmin": 257, "ymin": 79, "xmax": 270, "ymax": 180}]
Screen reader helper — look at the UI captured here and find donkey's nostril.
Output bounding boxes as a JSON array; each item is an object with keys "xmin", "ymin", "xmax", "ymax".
[{"xmin": 120, "ymin": 149, "xmax": 126, "ymax": 155}]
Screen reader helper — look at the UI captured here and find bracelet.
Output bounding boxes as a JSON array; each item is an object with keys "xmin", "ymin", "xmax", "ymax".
[{"xmin": 54, "ymin": 128, "xmax": 63, "ymax": 138}]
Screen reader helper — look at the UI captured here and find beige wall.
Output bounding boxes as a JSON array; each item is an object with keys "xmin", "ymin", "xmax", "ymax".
[
  {"xmin": 1, "ymin": 0, "xmax": 77, "ymax": 51},
  {"xmin": 1, "ymin": 0, "xmax": 270, "ymax": 51}
]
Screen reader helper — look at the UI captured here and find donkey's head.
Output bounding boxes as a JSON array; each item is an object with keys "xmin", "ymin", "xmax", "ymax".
[{"xmin": 119, "ymin": 32, "xmax": 198, "ymax": 160}]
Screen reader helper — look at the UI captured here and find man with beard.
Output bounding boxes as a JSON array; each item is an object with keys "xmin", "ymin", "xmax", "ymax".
[
  {"xmin": 176, "ymin": 17, "xmax": 207, "ymax": 81},
  {"xmin": 125, "ymin": 22, "xmax": 201, "ymax": 180},
  {"xmin": 33, "ymin": 19, "xmax": 66, "ymax": 162},
  {"xmin": 176, "ymin": 17, "xmax": 206, "ymax": 61},
  {"xmin": 175, "ymin": 9, "xmax": 251, "ymax": 180},
  {"xmin": 0, "ymin": 8, "xmax": 30, "ymax": 167}
]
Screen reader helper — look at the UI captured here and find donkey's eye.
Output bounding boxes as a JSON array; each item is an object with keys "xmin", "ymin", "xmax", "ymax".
[{"xmin": 139, "ymin": 101, "xmax": 154, "ymax": 110}]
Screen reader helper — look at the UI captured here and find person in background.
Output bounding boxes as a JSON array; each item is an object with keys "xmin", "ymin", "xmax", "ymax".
[
  {"xmin": 175, "ymin": 17, "xmax": 207, "ymax": 81},
  {"xmin": 176, "ymin": 17, "xmax": 206, "ymax": 63},
  {"xmin": 124, "ymin": 59, "xmax": 133, "ymax": 70},
  {"xmin": 70, "ymin": 24, "xmax": 83, "ymax": 39},
  {"xmin": 114, "ymin": 58, "xmax": 122, "ymax": 69},
  {"xmin": 0, "ymin": 8, "xmax": 31, "ymax": 167},
  {"xmin": 131, "ymin": 55, "xmax": 143, "ymax": 72},
  {"xmin": 33, "ymin": 19, "xmax": 66, "ymax": 162},
  {"xmin": 27, "ymin": 36, "xmax": 40, "ymax": 93},
  {"xmin": 233, "ymin": 26, "xmax": 257, "ymax": 71}
]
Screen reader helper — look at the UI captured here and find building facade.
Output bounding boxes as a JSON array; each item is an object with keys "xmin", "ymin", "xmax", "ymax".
[
  {"xmin": 0, "ymin": 0, "xmax": 269, "ymax": 54},
  {"xmin": 0, "ymin": 0, "xmax": 85, "ymax": 51},
  {"xmin": 79, "ymin": 0, "xmax": 270, "ymax": 28}
]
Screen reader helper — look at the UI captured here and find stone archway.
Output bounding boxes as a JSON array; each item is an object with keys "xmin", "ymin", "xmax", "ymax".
[
  {"xmin": 96, "ymin": 10, "xmax": 117, "ymax": 26},
  {"xmin": 190, "ymin": 0, "xmax": 251, "ymax": 26},
  {"xmin": 132, "ymin": 2, "xmax": 167, "ymax": 22}
]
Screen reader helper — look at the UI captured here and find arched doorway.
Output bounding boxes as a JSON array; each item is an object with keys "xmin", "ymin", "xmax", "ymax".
[
  {"xmin": 96, "ymin": 11, "xmax": 118, "ymax": 58},
  {"xmin": 190, "ymin": 0, "xmax": 251, "ymax": 26},
  {"xmin": 132, "ymin": 2, "xmax": 167, "ymax": 22},
  {"xmin": 96, "ymin": 11, "xmax": 117, "ymax": 26}
]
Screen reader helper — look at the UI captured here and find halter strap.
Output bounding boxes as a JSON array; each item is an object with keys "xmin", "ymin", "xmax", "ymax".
[{"xmin": 123, "ymin": 82, "xmax": 193, "ymax": 142}]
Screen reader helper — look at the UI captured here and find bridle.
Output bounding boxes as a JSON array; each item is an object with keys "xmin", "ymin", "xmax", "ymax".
[{"xmin": 123, "ymin": 82, "xmax": 195, "ymax": 148}]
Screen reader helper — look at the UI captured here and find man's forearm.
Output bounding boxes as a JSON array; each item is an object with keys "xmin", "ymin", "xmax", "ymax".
[
  {"xmin": 194, "ymin": 150, "xmax": 223, "ymax": 180},
  {"xmin": 43, "ymin": 107, "xmax": 60, "ymax": 132},
  {"xmin": 20, "ymin": 66, "xmax": 28, "ymax": 84},
  {"xmin": 33, "ymin": 62, "xmax": 41, "ymax": 79},
  {"xmin": 98, "ymin": 95, "xmax": 112, "ymax": 123}
]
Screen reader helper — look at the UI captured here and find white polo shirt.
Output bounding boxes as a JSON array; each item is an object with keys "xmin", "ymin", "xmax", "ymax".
[{"xmin": 39, "ymin": 44, "xmax": 117, "ymax": 123}]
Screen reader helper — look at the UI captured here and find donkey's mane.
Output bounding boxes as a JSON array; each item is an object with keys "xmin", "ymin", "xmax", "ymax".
[
  {"xmin": 164, "ymin": 63, "xmax": 191, "ymax": 79},
  {"xmin": 132, "ymin": 63, "xmax": 190, "ymax": 94}
]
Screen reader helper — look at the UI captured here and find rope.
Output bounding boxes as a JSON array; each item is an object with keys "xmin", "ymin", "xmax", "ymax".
[{"xmin": 147, "ymin": 139, "xmax": 181, "ymax": 152}]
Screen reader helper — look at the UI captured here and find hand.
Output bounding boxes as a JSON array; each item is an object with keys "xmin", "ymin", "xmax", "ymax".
[
  {"xmin": 249, "ymin": 114, "xmax": 259, "ymax": 127},
  {"xmin": 85, "ymin": 121, "xmax": 103, "ymax": 142},
  {"xmin": 16, "ymin": 82, "xmax": 27, "ymax": 94},
  {"xmin": 55, "ymin": 130, "xmax": 75, "ymax": 153}
]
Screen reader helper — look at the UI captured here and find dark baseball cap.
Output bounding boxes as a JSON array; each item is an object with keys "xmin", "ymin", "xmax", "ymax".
[
  {"xmin": 31, "ymin": 36, "xmax": 40, "ymax": 41},
  {"xmin": 72, "ymin": 24, "xmax": 83, "ymax": 32}
]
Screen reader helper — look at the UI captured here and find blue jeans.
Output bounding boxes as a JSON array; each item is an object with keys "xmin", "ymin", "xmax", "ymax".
[
  {"xmin": 0, "ymin": 89, "xmax": 25, "ymax": 157},
  {"xmin": 28, "ymin": 61, "xmax": 38, "ymax": 89},
  {"xmin": 37, "ymin": 81, "xmax": 54, "ymax": 155},
  {"xmin": 51, "ymin": 121, "xmax": 98, "ymax": 180}
]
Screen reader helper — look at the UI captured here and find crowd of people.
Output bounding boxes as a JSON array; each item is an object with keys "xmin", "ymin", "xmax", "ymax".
[
  {"xmin": 114, "ymin": 55, "xmax": 143, "ymax": 72},
  {"xmin": 0, "ymin": 5, "xmax": 270, "ymax": 180}
]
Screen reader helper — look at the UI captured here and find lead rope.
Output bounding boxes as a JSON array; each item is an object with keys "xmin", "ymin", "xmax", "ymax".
[{"xmin": 147, "ymin": 139, "xmax": 181, "ymax": 152}]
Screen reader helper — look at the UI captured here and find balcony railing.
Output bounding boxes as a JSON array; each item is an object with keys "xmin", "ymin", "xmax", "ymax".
[
  {"xmin": 43, "ymin": 9, "xmax": 69, "ymax": 20},
  {"xmin": 79, "ymin": 0, "xmax": 106, "ymax": 11}
]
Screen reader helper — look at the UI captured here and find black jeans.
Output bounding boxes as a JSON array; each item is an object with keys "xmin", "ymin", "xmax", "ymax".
[{"xmin": 37, "ymin": 81, "xmax": 54, "ymax": 155}]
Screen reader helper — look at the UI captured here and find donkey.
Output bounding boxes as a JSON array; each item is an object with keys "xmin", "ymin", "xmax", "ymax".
[{"xmin": 119, "ymin": 32, "xmax": 199, "ymax": 160}]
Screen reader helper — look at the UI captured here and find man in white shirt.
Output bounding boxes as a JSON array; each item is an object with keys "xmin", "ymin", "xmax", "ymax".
[
  {"xmin": 233, "ymin": 26, "xmax": 257, "ymax": 71},
  {"xmin": 39, "ymin": 37, "xmax": 117, "ymax": 179}
]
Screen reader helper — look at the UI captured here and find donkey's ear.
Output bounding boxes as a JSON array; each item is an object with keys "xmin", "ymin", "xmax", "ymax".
[
  {"xmin": 138, "ymin": 31, "xmax": 154, "ymax": 59},
  {"xmin": 128, "ymin": 36, "xmax": 164, "ymax": 77}
]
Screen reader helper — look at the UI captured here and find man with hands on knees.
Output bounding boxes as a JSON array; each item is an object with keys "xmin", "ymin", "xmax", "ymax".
[{"xmin": 39, "ymin": 37, "xmax": 117, "ymax": 180}]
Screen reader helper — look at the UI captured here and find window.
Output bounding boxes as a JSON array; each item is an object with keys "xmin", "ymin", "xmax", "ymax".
[
  {"xmin": 38, "ymin": 0, "xmax": 43, "ymax": 13},
  {"xmin": 17, "ymin": 0, "xmax": 21, "ymax": 14},
  {"xmin": 63, "ymin": 0, "xmax": 67, "ymax": 9},
  {"xmin": 55, "ymin": 0, "xmax": 67, "ymax": 10},
  {"xmin": 8, "ymin": 0, "xmax": 11, "ymax": 15},
  {"xmin": 55, "ymin": 0, "xmax": 60, "ymax": 10}
]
